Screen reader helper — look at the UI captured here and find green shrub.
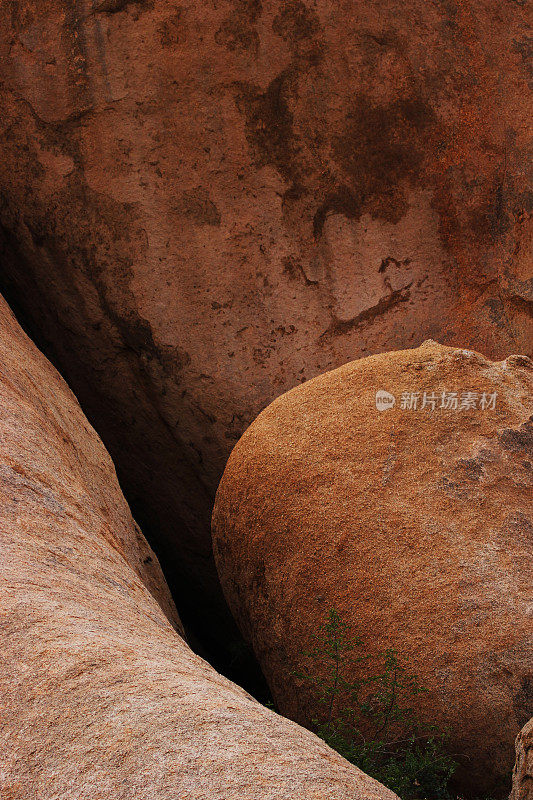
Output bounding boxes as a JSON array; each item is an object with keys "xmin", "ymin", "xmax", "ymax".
[{"xmin": 295, "ymin": 609, "xmax": 458, "ymax": 799}]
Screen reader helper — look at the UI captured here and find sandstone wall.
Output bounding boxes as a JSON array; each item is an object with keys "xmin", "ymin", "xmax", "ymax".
[{"xmin": 0, "ymin": 0, "xmax": 531, "ymax": 654}]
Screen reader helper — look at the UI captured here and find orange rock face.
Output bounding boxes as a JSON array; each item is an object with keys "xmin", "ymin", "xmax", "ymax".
[
  {"xmin": 213, "ymin": 342, "xmax": 533, "ymax": 796},
  {"xmin": 0, "ymin": 289, "xmax": 398, "ymax": 800},
  {"xmin": 0, "ymin": 0, "xmax": 531, "ymax": 653},
  {"xmin": 511, "ymin": 719, "xmax": 533, "ymax": 800}
]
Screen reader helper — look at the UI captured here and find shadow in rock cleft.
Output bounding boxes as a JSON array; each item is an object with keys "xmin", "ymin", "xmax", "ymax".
[{"xmin": 0, "ymin": 225, "xmax": 271, "ymax": 703}]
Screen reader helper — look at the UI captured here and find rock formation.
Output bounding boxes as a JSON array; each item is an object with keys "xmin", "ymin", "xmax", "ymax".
[
  {"xmin": 0, "ymin": 0, "xmax": 531, "ymax": 658},
  {"xmin": 0, "ymin": 289, "xmax": 398, "ymax": 800},
  {"xmin": 511, "ymin": 719, "xmax": 533, "ymax": 800},
  {"xmin": 213, "ymin": 341, "xmax": 533, "ymax": 796}
]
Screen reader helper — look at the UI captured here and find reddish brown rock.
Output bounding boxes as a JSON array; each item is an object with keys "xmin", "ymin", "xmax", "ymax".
[
  {"xmin": 0, "ymin": 1, "xmax": 531, "ymax": 655},
  {"xmin": 213, "ymin": 341, "xmax": 533, "ymax": 796},
  {"xmin": 0, "ymin": 290, "xmax": 398, "ymax": 800},
  {"xmin": 512, "ymin": 719, "xmax": 533, "ymax": 800}
]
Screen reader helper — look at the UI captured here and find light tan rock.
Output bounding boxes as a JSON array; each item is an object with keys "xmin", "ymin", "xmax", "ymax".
[
  {"xmin": 511, "ymin": 719, "xmax": 533, "ymax": 800},
  {"xmin": 0, "ymin": 0, "xmax": 531, "ymax": 657},
  {"xmin": 0, "ymin": 290, "xmax": 397, "ymax": 800},
  {"xmin": 213, "ymin": 341, "xmax": 533, "ymax": 796}
]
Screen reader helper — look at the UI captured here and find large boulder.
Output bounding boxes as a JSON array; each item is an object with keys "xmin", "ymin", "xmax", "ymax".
[
  {"xmin": 0, "ymin": 0, "xmax": 531, "ymax": 658},
  {"xmin": 0, "ymin": 289, "xmax": 397, "ymax": 800},
  {"xmin": 213, "ymin": 341, "xmax": 533, "ymax": 796},
  {"xmin": 511, "ymin": 719, "xmax": 533, "ymax": 800}
]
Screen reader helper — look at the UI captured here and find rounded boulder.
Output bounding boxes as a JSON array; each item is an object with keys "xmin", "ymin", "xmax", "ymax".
[{"xmin": 213, "ymin": 341, "xmax": 533, "ymax": 796}]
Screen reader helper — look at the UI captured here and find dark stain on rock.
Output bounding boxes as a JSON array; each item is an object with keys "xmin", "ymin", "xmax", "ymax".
[
  {"xmin": 483, "ymin": 295, "xmax": 526, "ymax": 341},
  {"xmin": 174, "ymin": 187, "xmax": 221, "ymax": 226},
  {"xmin": 437, "ymin": 475, "xmax": 470, "ymax": 499},
  {"xmin": 513, "ymin": 675, "xmax": 533, "ymax": 727},
  {"xmin": 282, "ymin": 256, "xmax": 317, "ymax": 285},
  {"xmin": 272, "ymin": 0, "xmax": 325, "ymax": 64},
  {"xmin": 485, "ymin": 297, "xmax": 508, "ymax": 331},
  {"xmin": 333, "ymin": 94, "xmax": 436, "ymax": 224},
  {"xmin": 93, "ymin": 0, "xmax": 154, "ymax": 14},
  {"xmin": 215, "ymin": 0, "xmax": 262, "ymax": 54},
  {"xmin": 469, "ymin": 181, "xmax": 511, "ymax": 243},
  {"xmin": 509, "ymin": 294, "xmax": 533, "ymax": 318},
  {"xmin": 515, "ymin": 189, "xmax": 533, "ymax": 215},
  {"xmin": 8, "ymin": 2, "xmax": 34, "ymax": 31},
  {"xmin": 19, "ymin": 169, "xmax": 189, "ymax": 379},
  {"xmin": 455, "ymin": 457, "xmax": 484, "ymax": 481},
  {"xmin": 379, "ymin": 256, "xmax": 412, "ymax": 273},
  {"xmin": 159, "ymin": 10, "xmax": 185, "ymax": 48},
  {"xmin": 313, "ymin": 186, "xmax": 361, "ymax": 239},
  {"xmin": 512, "ymin": 36, "xmax": 533, "ymax": 79},
  {"xmin": 124, "ymin": 317, "xmax": 191, "ymax": 376},
  {"xmin": 504, "ymin": 511, "xmax": 533, "ymax": 539},
  {"xmin": 235, "ymin": 69, "xmax": 300, "ymax": 187},
  {"xmin": 235, "ymin": 58, "xmax": 437, "ymax": 237},
  {"xmin": 499, "ymin": 419, "xmax": 533, "ymax": 458}
]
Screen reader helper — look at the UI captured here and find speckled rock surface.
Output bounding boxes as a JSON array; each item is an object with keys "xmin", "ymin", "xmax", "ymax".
[
  {"xmin": 511, "ymin": 719, "xmax": 533, "ymax": 800},
  {"xmin": 0, "ymin": 0, "xmax": 531, "ymax": 653},
  {"xmin": 213, "ymin": 341, "xmax": 533, "ymax": 796},
  {"xmin": 0, "ymin": 290, "xmax": 398, "ymax": 799}
]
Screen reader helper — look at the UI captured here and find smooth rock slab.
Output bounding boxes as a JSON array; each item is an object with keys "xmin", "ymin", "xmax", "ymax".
[{"xmin": 0, "ymin": 291, "xmax": 397, "ymax": 800}]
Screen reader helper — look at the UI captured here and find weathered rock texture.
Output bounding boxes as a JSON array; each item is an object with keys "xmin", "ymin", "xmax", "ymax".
[
  {"xmin": 0, "ymin": 0, "xmax": 531, "ymax": 656},
  {"xmin": 213, "ymin": 341, "xmax": 533, "ymax": 796},
  {"xmin": 511, "ymin": 719, "xmax": 533, "ymax": 800},
  {"xmin": 0, "ymin": 289, "xmax": 398, "ymax": 800}
]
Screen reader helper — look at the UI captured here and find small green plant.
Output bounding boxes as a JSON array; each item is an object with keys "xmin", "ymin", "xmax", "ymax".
[{"xmin": 295, "ymin": 609, "xmax": 458, "ymax": 799}]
